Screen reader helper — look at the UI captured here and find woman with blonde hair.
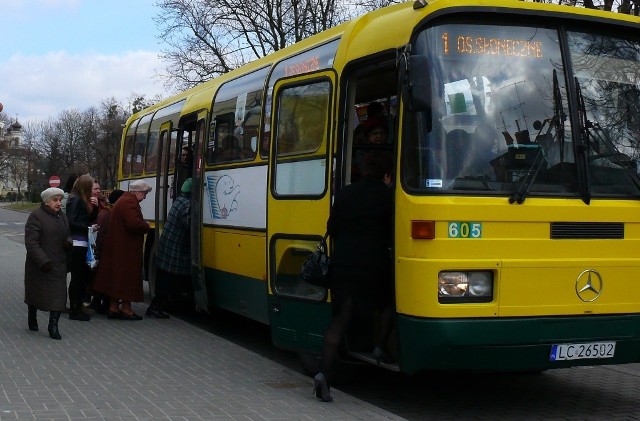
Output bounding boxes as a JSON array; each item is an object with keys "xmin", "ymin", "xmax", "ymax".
[{"xmin": 65, "ymin": 174, "xmax": 99, "ymax": 321}]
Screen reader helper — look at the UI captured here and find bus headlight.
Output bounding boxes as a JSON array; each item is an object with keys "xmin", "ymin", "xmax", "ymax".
[{"xmin": 438, "ymin": 271, "xmax": 493, "ymax": 303}]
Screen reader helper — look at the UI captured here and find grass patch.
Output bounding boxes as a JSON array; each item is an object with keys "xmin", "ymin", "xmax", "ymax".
[{"xmin": 3, "ymin": 202, "xmax": 40, "ymax": 213}]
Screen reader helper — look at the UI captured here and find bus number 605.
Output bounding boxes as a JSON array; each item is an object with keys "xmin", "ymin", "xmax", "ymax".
[{"xmin": 448, "ymin": 222, "xmax": 482, "ymax": 238}]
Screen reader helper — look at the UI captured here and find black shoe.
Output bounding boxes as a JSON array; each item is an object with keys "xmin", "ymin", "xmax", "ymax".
[
  {"xmin": 69, "ymin": 310, "xmax": 90, "ymax": 321},
  {"xmin": 28, "ymin": 306, "xmax": 38, "ymax": 331},
  {"xmin": 48, "ymin": 311, "xmax": 61, "ymax": 340},
  {"xmin": 145, "ymin": 307, "xmax": 170, "ymax": 319},
  {"xmin": 107, "ymin": 311, "xmax": 121, "ymax": 319},
  {"xmin": 120, "ymin": 313, "xmax": 143, "ymax": 321},
  {"xmin": 313, "ymin": 372, "xmax": 333, "ymax": 402},
  {"xmin": 373, "ymin": 347, "xmax": 393, "ymax": 364},
  {"xmin": 48, "ymin": 324, "xmax": 62, "ymax": 340}
]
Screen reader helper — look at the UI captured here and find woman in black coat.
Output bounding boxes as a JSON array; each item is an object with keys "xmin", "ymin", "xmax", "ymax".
[
  {"xmin": 314, "ymin": 151, "xmax": 394, "ymax": 402},
  {"xmin": 24, "ymin": 187, "xmax": 72, "ymax": 340}
]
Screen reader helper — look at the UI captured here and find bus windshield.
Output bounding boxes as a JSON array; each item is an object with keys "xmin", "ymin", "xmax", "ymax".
[{"xmin": 403, "ymin": 23, "xmax": 640, "ymax": 198}]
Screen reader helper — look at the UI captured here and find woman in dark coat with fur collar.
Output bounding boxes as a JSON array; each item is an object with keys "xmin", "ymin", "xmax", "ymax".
[{"xmin": 24, "ymin": 187, "xmax": 72, "ymax": 340}]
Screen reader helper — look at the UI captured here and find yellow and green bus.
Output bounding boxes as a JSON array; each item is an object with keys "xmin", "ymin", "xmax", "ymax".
[{"xmin": 118, "ymin": 0, "xmax": 640, "ymax": 373}]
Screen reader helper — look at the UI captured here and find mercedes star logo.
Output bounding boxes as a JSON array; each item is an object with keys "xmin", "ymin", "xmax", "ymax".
[{"xmin": 575, "ymin": 269, "xmax": 603, "ymax": 302}]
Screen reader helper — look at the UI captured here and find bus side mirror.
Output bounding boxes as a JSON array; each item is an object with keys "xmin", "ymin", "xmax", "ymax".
[{"xmin": 401, "ymin": 55, "xmax": 432, "ymax": 113}]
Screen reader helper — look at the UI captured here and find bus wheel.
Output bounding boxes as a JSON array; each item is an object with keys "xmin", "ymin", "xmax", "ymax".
[{"xmin": 298, "ymin": 352, "xmax": 321, "ymax": 376}]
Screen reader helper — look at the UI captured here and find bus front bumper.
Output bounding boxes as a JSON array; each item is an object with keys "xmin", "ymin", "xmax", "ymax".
[{"xmin": 396, "ymin": 314, "xmax": 640, "ymax": 374}]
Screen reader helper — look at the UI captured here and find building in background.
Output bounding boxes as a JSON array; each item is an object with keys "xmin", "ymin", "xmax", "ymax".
[{"xmin": 0, "ymin": 119, "xmax": 27, "ymax": 200}]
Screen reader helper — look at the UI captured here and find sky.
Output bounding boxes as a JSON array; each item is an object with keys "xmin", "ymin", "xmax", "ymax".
[{"xmin": 0, "ymin": 0, "xmax": 166, "ymax": 124}]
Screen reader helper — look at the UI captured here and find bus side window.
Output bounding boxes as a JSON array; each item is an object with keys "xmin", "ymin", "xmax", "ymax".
[
  {"xmin": 131, "ymin": 130, "xmax": 147, "ymax": 175},
  {"xmin": 121, "ymin": 121, "xmax": 138, "ymax": 178},
  {"xmin": 207, "ymin": 66, "xmax": 269, "ymax": 166},
  {"xmin": 275, "ymin": 82, "xmax": 329, "ymax": 156},
  {"xmin": 132, "ymin": 114, "xmax": 152, "ymax": 176},
  {"xmin": 273, "ymin": 79, "xmax": 331, "ymax": 197},
  {"xmin": 145, "ymin": 130, "xmax": 159, "ymax": 173}
]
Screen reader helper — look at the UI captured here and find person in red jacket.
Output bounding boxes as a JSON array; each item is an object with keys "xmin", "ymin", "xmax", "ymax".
[{"xmin": 92, "ymin": 181, "xmax": 151, "ymax": 320}]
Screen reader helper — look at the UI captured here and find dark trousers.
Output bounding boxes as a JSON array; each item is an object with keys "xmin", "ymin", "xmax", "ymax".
[
  {"xmin": 69, "ymin": 246, "xmax": 92, "ymax": 311},
  {"xmin": 152, "ymin": 268, "xmax": 191, "ymax": 310}
]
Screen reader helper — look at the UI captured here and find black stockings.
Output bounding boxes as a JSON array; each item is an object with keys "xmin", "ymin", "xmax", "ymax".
[
  {"xmin": 320, "ymin": 296, "xmax": 355, "ymax": 385},
  {"xmin": 376, "ymin": 304, "xmax": 394, "ymax": 350}
]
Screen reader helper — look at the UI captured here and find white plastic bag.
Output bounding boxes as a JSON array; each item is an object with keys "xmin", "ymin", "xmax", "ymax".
[{"xmin": 86, "ymin": 226, "xmax": 98, "ymax": 269}]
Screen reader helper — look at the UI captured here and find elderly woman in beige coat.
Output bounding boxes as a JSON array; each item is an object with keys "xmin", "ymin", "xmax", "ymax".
[{"xmin": 24, "ymin": 187, "xmax": 72, "ymax": 340}]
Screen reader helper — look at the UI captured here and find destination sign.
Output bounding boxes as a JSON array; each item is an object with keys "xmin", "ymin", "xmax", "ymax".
[
  {"xmin": 441, "ymin": 32, "xmax": 543, "ymax": 58},
  {"xmin": 284, "ymin": 56, "xmax": 321, "ymax": 77}
]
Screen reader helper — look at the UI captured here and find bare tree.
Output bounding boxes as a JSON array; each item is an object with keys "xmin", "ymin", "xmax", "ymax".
[
  {"xmin": 528, "ymin": 0, "xmax": 639, "ymax": 14},
  {"xmin": 154, "ymin": 0, "xmax": 360, "ymax": 91},
  {"xmin": 36, "ymin": 119, "xmax": 70, "ymax": 179},
  {"xmin": 6, "ymin": 149, "xmax": 29, "ymax": 199},
  {"xmin": 55, "ymin": 109, "xmax": 85, "ymax": 172},
  {"xmin": 94, "ymin": 98, "xmax": 130, "ymax": 189}
]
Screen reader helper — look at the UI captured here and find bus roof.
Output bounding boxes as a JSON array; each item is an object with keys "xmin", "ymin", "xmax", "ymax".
[{"xmin": 126, "ymin": 0, "xmax": 639, "ymax": 124}]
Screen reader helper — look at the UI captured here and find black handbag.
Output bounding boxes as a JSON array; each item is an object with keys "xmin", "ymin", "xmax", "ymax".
[{"xmin": 300, "ymin": 233, "xmax": 330, "ymax": 287}]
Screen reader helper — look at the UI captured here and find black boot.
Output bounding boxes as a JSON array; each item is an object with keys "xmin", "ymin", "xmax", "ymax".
[
  {"xmin": 28, "ymin": 306, "xmax": 38, "ymax": 331},
  {"xmin": 48, "ymin": 311, "xmax": 62, "ymax": 340},
  {"xmin": 69, "ymin": 302, "xmax": 90, "ymax": 321}
]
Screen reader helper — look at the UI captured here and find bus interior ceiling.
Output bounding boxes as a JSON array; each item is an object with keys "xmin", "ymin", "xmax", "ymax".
[{"xmin": 354, "ymin": 68, "xmax": 397, "ymax": 103}]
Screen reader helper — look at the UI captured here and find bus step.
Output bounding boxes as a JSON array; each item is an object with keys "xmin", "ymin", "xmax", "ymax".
[{"xmin": 347, "ymin": 351, "xmax": 401, "ymax": 372}]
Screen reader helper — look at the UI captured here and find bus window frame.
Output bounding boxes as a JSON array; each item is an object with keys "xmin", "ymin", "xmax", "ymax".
[
  {"xmin": 206, "ymin": 66, "xmax": 270, "ymax": 167},
  {"xmin": 131, "ymin": 112, "xmax": 154, "ymax": 176},
  {"xmin": 270, "ymin": 72, "xmax": 335, "ymax": 200},
  {"xmin": 146, "ymin": 100, "xmax": 186, "ymax": 174},
  {"xmin": 121, "ymin": 118, "xmax": 140, "ymax": 178}
]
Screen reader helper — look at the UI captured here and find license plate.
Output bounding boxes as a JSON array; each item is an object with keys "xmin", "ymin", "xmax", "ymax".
[{"xmin": 550, "ymin": 341, "xmax": 616, "ymax": 361}]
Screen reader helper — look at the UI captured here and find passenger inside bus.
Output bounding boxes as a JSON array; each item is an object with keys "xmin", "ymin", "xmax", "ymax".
[
  {"xmin": 364, "ymin": 118, "xmax": 388, "ymax": 144},
  {"xmin": 351, "ymin": 115, "xmax": 391, "ymax": 182},
  {"xmin": 175, "ymin": 145, "xmax": 192, "ymax": 199},
  {"xmin": 213, "ymin": 134, "xmax": 244, "ymax": 162},
  {"xmin": 353, "ymin": 101, "xmax": 387, "ymax": 145}
]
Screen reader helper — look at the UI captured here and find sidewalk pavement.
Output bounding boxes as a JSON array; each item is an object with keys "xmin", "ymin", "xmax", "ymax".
[{"xmin": 0, "ymin": 235, "xmax": 405, "ymax": 420}]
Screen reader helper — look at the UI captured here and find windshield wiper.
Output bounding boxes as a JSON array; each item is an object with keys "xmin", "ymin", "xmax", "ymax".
[
  {"xmin": 553, "ymin": 69, "xmax": 566, "ymax": 164},
  {"xmin": 509, "ymin": 70, "xmax": 565, "ymax": 204},
  {"xmin": 574, "ymin": 77, "xmax": 592, "ymax": 205},
  {"xmin": 508, "ymin": 148, "xmax": 546, "ymax": 204}
]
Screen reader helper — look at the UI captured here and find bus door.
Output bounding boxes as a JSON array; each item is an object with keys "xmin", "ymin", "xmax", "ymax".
[
  {"xmin": 148, "ymin": 122, "xmax": 177, "ymax": 295},
  {"xmin": 156, "ymin": 121, "xmax": 177, "ymax": 229},
  {"xmin": 267, "ymin": 72, "xmax": 335, "ymax": 353},
  {"xmin": 189, "ymin": 114, "xmax": 209, "ymax": 312}
]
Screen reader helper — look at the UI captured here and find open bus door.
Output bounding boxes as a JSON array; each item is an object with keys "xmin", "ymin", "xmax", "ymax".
[
  {"xmin": 266, "ymin": 72, "xmax": 336, "ymax": 355},
  {"xmin": 189, "ymin": 114, "xmax": 209, "ymax": 312},
  {"xmin": 148, "ymin": 121, "xmax": 177, "ymax": 296}
]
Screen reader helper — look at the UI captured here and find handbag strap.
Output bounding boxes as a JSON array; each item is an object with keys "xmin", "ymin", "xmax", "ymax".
[{"xmin": 318, "ymin": 231, "xmax": 329, "ymax": 253}]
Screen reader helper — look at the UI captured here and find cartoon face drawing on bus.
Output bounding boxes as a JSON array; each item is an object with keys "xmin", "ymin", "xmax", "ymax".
[{"xmin": 207, "ymin": 174, "xmax": 240, "ymax": 220}]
